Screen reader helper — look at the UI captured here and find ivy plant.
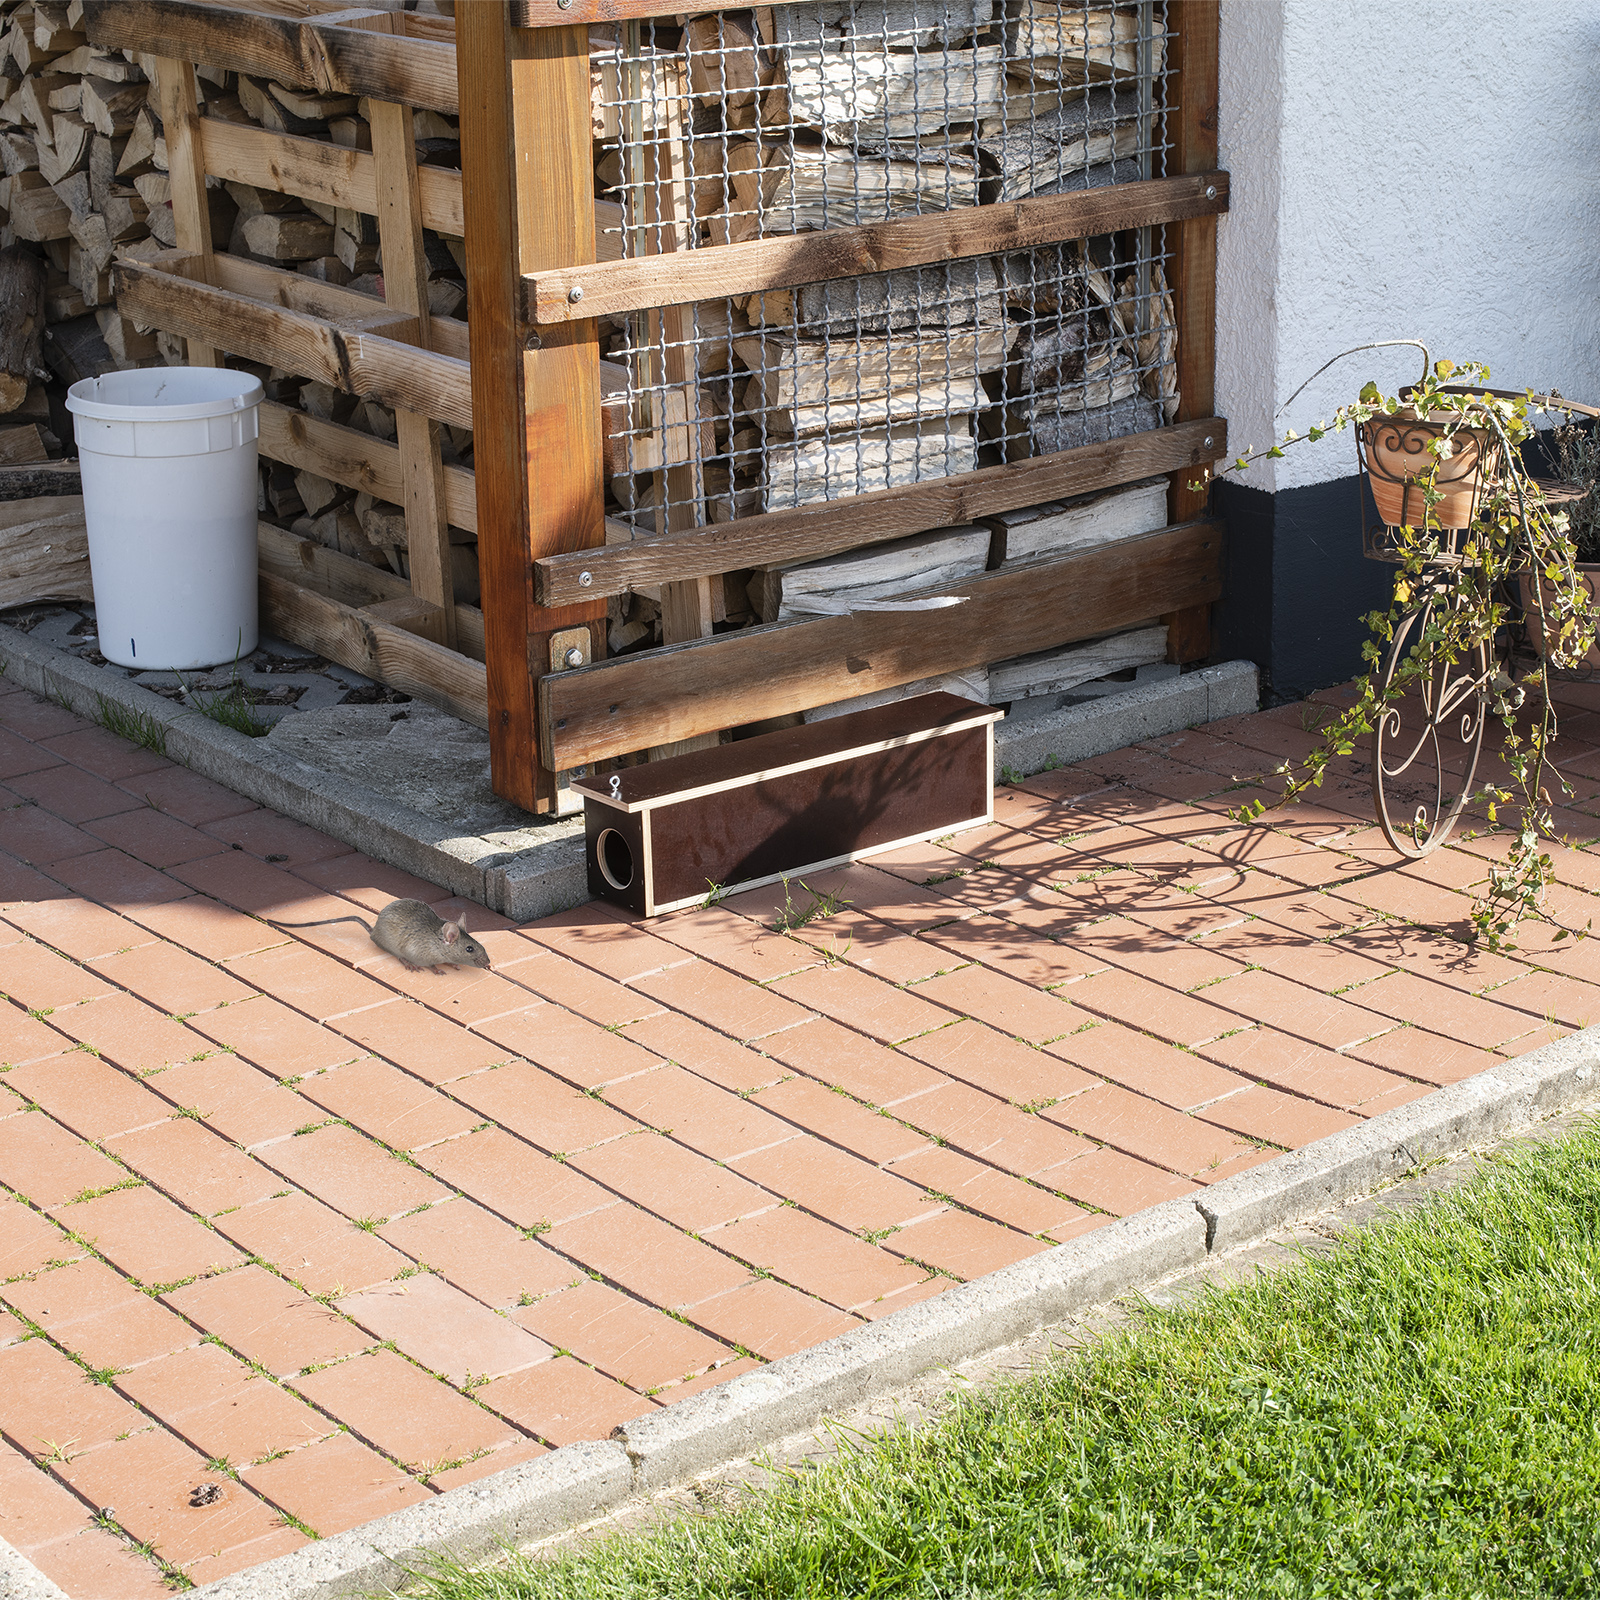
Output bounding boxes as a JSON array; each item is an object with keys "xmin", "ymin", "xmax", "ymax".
[{"xmin": 1202, "ymin": 355, "xmax": 1595, "ymax": 950}]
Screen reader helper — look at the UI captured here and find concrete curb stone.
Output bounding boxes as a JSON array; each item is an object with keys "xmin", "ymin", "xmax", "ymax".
[
  {"xmin": 614, "ymin": 1194, "xmax": 1207, "ymax": 1491},
  {"xmin": 1196, "ymin": 1028, "xmax": 1600, "ymax": 1253},
  {"xmin": 183, "ymin": 1442, "xmax": 634, "ymax": 1600}
]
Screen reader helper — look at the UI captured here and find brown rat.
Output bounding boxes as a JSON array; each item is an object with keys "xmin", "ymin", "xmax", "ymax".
[
  {"xmin": 278, "ymin": 898, "xmax": 491, "ymax": 974},
  {"xmin": 370, "ymin": 899, "xmax": 491, "ymax": 972}
]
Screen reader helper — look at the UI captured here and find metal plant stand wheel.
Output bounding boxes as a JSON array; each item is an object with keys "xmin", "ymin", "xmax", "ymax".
[{"xmin": 1370, "ymin": 582, "xmax": 1493, "ymax": 859}]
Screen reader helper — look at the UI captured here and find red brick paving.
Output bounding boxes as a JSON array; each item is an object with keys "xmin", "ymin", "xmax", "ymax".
[{"xmin": 6, "ymin": 678, "xmax": 1600, "ymax": 1593}]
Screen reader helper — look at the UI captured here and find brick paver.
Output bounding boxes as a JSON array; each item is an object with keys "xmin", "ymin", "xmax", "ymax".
[{"xmin": 5, "ymin": 674, "xmax": 1598, "ymax": 1592}]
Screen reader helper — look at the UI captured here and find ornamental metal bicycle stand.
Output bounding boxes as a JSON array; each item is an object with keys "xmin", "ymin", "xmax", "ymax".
[{"xmin": 1356, "ymin": 386, "xmax": 1600, "ymax": 860}]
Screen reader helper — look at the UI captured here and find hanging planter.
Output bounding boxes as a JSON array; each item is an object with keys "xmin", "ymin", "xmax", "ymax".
[{"xmin": 1357, "ymin": 404, "xmax": 1501, "ymax": 532}]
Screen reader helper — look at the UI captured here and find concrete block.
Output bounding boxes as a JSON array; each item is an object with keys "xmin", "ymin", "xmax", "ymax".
[
  {"xmin": 615, "ymin": 1195, "xmax": 1206, "ymax": 1490},
  {"xmin": 1197, "ymin": 1025, "xmax": 1600, "ymax": 1253},
  {"xmin": 992, "ymin": 658, "xmax": 1258, "ymax": 778},
  {"xmin": 186, "ymin": 1443, "xmax": 634, "ymax": 1600}
]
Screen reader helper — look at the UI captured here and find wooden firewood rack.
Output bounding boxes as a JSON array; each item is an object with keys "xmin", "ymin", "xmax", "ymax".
[{"xmin": 87, "ymin": 0, "xmax": 1225, "ymax": 819}]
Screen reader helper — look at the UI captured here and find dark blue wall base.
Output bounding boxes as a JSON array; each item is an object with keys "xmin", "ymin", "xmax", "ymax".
[{"xmin": 1211, "ymin": 473, "xmax": 1396, "ymax": 706}]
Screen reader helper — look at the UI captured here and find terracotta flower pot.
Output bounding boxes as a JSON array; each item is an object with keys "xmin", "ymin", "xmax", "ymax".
[
  {"xmin": 1360, "ymin": 409, "xmax": 1498, "ymax": 529},
  {"xmin": 1520, "ymin": 565, "xmax": 1600, "ymax": 668}
]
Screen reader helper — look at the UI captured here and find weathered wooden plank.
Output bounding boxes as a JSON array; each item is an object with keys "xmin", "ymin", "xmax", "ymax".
[
  {"xmin": 207, "ymin": 251, "xmax": 470, "ymax": 363},
  {"xmin": 260, "ymin": 569, "xmax": 487, "ymax": 724},
  {"xmin": 541, "ymin": 519, "xmax": 1223, "ymax": 770},
  {"xmin": 82, "ymin": 1, "xmax": 459, "ymax": 111},
  {"xmin": 311, "ymin": 19, "xmax": 458, "ymax": 113},
  {"xmin": 113, "ymin": 258, "xmax": 474, "ymax": 430},
  {"xmin": 369, "ymin": 79, "xmax": 456, "ymax": 650},
  {"xmin": 524, "ymin": 172, "xmax": 1229, "ymax": 325},
  {"xmin": 1164, "ymin": 0, "xmax": 1221, "ymax": 664},
  {"xmin": 150, "ymin": 57, "xmax": 217, "ymax": 365},
  {"xmin": 83, "ymin": 1, "xmax": 308, "ymax": 85},
  {"xmin": 258, "ymin": 402, "xmax": 477, "ymax": 533},
  {"xmin": 458, "ymin": 5, "xmax": 606, "ymax": 812},
  {"xmin": 255, "ymin": 519, "xmax": 487, "ymax": 662},
  {"xmin": 514, "ymin": 0, "xmax": 711, "ymax": 25},
  {"xmin": 200, "ymin": 118, "xmax": 466, "ymax": 236},
  {"xmin": 536, "ymin": 414, "xmax": 1225, "ymax": 604}
]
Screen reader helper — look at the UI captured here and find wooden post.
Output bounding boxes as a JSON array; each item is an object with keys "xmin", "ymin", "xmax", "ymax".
[
  {"xmin": 1163, "ymin": 0, "xmax": 1219, "ymax": 665},
  {"xmin": 370, "ymin": 93, "xmax": 458, "ymax": 650},
  {"xmin": 458, "ymin": 3, "xmax": 607, "ymax": 812},
  {"xmin": 150, "ymin": 57, "xmax": 219, "ymax": 367}
]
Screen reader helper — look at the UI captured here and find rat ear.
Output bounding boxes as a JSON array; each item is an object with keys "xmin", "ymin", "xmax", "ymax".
[{"xmin": 442, "ymin": 919, "xmax": 461, "ymax": 945}]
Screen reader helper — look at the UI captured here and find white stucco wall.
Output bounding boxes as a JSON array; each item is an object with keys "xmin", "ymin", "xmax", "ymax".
[{"xmin": 1215, "ymin": 0, "xmax": 1600, "ymax": 495}]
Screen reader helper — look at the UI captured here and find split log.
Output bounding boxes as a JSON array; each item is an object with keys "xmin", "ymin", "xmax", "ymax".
[
  {"xmin": 979, "ymin": 476, "xmax": 1168, "ymax": 567},
  {"xmin": 762, "ymin": 417, "xmax": 976, "ymax": 511},
  {"xmin": 754, "ymin": 376, "xmax": 990, "ymax": 441},
  {"xmin": 6, "ymin": 176, "xmax": 70, "ymax": 238},
  {"xmin": 0, "ymin": 244, "xmax": 47, "ymax": 411},
  {"xmin": 978, "ymin": 86, "xmax": 1142, "ymax": 202},
  {"xmin": 36, "ymin": 106, "xmax": 85, "ymax": 180},
  {"xmin": 1018, "ymin": 392, "xmax": 1164, "ymax": 456},
  {"xmin": 735, "ymin": 322, "xmax": 1013, "ymax": 411},
  {"xmin": 239, "ymin": 210, "xmax": 336, "ymax": 262},
  {"xmin": 770, "ymin": 0, "xmax": 995, "ymax": 52},
  {"xmin": 0, "ymin": 494, "xmax": 89, "ymax": 608},
  {"xmin": 803, "ymin": 668, "xmax": 990, "ymax": 723},
  {"xmin": 93, "ymin": 304, "xmax": 156, "ymax": 363},
  {"xmin": 79, "ymin": 73, "xmax": 144, "ymax": 136},
  {"xmin": 1002, "ymin": 3, "xmax": 1156, "ymax": 83},
  {"xmin": 0, "ymin": 422, "xmax": 50, "ymax": 463},
  {"xmin": 0, "ymin": 132, "xmax": 39, "ymax": 175},
  {"xmin": 768, "ymin": 44, "xmax": 1005, "ymax": 143},
  {"xmin": 720, "ymin": 138, "xmax": 980, "ymax": 241},
  {"xmin": 115, "ymin": 105, "xmax": 162, "ymax": 177},
  {"xmin": 40, "ymin": 308, "xmax": 113, "ymax": 383},
  {"xmin": 0, "ymin": 461, "xmax": 80, "ymax": 500},
  {"xmin": 757, "ymin": 521, "xmax": 990, "ymax": 620},
  {"xmin": 742, "ymin": 255, "xmax": 1004, "ymax": 337},
  {"xmin": 988, "ymin": 623, "xmax": 1167, "ymax": 700}
]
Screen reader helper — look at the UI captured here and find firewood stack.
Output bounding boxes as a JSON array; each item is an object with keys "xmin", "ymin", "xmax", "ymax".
[
  {"xmin": 592, "ymin": 1, "xmax": 1180, "ymax": 668},
  {"xmin": 0, "ymin": 0, "xmax": 475, "ymax": 597}
]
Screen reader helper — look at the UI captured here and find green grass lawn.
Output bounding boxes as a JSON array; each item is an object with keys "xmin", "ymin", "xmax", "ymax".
[{"xmin": 408, "ymin": 1120, "xmax": 1600, "ymax": 1600}]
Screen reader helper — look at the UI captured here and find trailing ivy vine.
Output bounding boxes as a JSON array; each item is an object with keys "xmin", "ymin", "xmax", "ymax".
[{"xmin": 1202, "ymin": 357, "xmax": 1595, "ymax": 951}]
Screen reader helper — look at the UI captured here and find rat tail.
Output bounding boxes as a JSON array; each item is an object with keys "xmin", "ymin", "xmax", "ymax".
[{"xmin": 274, "ymin": 914, "xmax": 374, "ymax": 934}]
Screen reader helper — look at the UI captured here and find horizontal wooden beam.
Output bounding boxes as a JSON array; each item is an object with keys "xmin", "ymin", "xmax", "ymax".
[
  {"xmin": 536, "ymin": 415, "xmax": 1226, "ymax": 605},
  {"xmin": 206, "ymin": 251, "xmax": 469, "ymax": 364},
  {"xmin": 82, "ymin": 0, "xmax": 458, "ymax": 112},
  {"xmin": 260, "ymin": 569, "xmax": 487, "ymax": 724},
  {"xmin": 258, "ymin": 401, "xmax": 477, "ymax": 534},
  {"xmin": 524, "ymin": 172, "xmax": 1229, "ymax": 326},
  {"xmin": 540, "ymin": 518, "xmax": 1223, "ymax": 770},
  {"xmin": 513, "ymin": 0, "xmax": 714, "ymax": 25},
  {"xmin": 258, "ymin": 520, "xmax": 485, "ymax": 661},
  {"xmin": 114, "ymin": 259, "xmax": 474, "ymax": 430},
  {"xmin": 199, "ymin": 119, "xmax": 464, "ymax": 237}
]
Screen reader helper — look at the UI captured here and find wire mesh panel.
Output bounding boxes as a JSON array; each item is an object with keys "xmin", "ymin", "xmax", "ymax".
[{"xmin": 590, "ymin": 2, "xmax": 1177, "ymax": 551}]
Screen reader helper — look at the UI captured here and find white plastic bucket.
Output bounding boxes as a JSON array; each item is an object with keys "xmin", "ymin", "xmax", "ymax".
[{"xmin": 66, "ymin": 368, "xmax": 264, "ymax": 670}]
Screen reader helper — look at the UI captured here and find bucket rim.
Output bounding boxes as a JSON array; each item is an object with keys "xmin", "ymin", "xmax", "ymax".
[{"xmin": 66, "ymin": 371, "xmax": 265, "ymax": 423}]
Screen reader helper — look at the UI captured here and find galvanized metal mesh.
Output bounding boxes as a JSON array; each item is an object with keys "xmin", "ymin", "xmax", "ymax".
[{"xmin": 591, "ymin": 1, "xmax": 1176, "ymax": 532}]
